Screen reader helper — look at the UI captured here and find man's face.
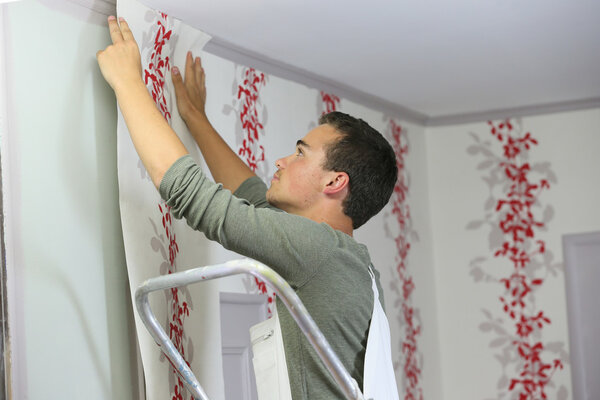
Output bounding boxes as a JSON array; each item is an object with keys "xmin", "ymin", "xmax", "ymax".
[{"xmin": 266, "ymin": 124, "xmax": 341, "ymax": 213}]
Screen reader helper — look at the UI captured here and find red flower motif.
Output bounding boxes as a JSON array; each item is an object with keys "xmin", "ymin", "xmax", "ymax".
[
  {"xmin": 484, "ymin": 119, "xmax": 561, "ymax": 399},
  {"xmin": 233, "ymin": 67, "xmax": 276, "ymax": 314},
  {"xmin": 144, "ymin": 13, "xmax": 195, "ymax": 399},
  {"xmin": 237, "ymin": 68, "xmax": 267, "ymax": 172},
  {"xmin": 386, "ymin": 119, "xmax": 423, "ymax": 400},
  {"xmin": 320, "ymin": 91, "xmax": 340, "ymax": 114}
]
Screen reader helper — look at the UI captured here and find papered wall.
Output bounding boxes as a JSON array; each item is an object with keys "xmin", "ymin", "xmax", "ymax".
[
  {"xmin": 121, "ymin": 26, "xmax": 440, "ymax": 396},
  {"xmin": 426, "ymin": 108, "xmax": 600, "ymax": 399},
  {"xmin": 111, "ymin": 2, "xmax": 440, "ymax": 398}
]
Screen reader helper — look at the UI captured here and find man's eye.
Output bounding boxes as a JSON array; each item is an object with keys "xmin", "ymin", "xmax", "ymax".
[{"xmin": 296, "ymin": 148, "xmax": 303, "ymax": 156}]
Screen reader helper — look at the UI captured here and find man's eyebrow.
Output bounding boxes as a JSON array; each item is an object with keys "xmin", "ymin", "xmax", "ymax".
[{"xmin": 296, "ymin": 139, "xmax": 310, "ymax": 149}]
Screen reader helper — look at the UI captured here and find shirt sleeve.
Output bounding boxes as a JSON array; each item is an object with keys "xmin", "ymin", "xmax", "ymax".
[
  {"xmin": 233, "ymin": 176, "xmax": 277, "ymax": 210},
  {"xmin": 159, "ymin": 155, "xmax": 336, "ymax": 288}
]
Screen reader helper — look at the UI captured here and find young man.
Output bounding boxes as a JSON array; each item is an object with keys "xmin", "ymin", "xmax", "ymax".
[{"xmin": 97, "ymin": 16, "xmax": 398, "ymax": 399}]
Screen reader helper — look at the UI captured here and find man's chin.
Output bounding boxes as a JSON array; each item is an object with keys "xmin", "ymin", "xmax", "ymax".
[
  {"xmin": 267, "ymin": 193, "xmax": 287, "ymax": 211},
  {"xmin": 265, "ymin": 190, "xmax": 276, "ymax": 207}
]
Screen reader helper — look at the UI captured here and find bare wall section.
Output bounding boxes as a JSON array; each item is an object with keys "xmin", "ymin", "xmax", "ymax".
[{"xmin": 2, "ymin": 1, "xmax": 136, "ymax": 398}]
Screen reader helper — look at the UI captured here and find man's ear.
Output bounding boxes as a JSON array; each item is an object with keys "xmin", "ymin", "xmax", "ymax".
[{"xmin": 323, "ymin": 172, "xmax": 349, "ymax": 195}]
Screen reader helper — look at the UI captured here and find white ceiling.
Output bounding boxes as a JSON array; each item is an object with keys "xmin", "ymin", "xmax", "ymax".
[{"xmin": 140, "ymin": 0, "xmax": 600, "ymax": 124}]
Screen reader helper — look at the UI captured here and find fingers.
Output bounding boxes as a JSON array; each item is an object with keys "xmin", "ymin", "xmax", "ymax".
[
  {"xmin": 99, "ymin": 16, "xmax": 143, "ymax": 91},
  {"xmin": 118, "ymin": 18, "xmax": 135, "ymax": 42},
  {"xmin": 171, "ymin": 67, "xmax": 187, "ymax": 98},
  {"xmin": 107, "ymin": 16, "xmax": 123, "ymax": 44},
  {"xmin": 108, "ymin": 16, "xmax": 136, "ymax": 44},
  {"xmin": 171, "ymin": 66, "xmax": 194, "ymax": 119},
  {"xmin": 185, "ymin": 51, "xmax": 196, "ymax": 87},
  {"xmin": 194, "ymin": 57, "xmax": 204, "ymax": 89}
]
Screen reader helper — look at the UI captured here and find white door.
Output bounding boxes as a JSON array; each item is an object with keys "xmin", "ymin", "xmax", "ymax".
[
  {"xmin": 563, "ymin": 231, "xmax": 600, "ymax": 400},
  {"xmin": 220, "ymin": 292, "xmax": 268, "ymax": 400}
]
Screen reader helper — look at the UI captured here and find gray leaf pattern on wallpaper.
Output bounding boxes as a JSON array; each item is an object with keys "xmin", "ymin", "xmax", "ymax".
[
  {"xmin": 139, "ymin": 12, "xmax": 196, "ymax": 399},
  {"xmin": 134, "ymin": 10, "xmax": 181, "ymax": 182},
  {"xmin": 148, "ymin": 219, "xmax": 171, "ymax": 277},
  {"xmin": 224, "ymin": 64, "xmax": 275, "ymax": 305},
  {"xmin": 228, "ymin": 64, "xmax": 271, "ymax": 185},
  {"xmin": 137, "ymin": 158, "xmax": 151, "ymax": 181},
  {"xmin": 381, "ymin": 116, "xmax": 424, "ymax": 400},
  {"xmin": 149, "ymin": 210, "xmax": 195, "ymax": 387},
  {"xmin": 466, "ymin": 119, "xmax": 568, "ymax": 400},
  {"xmin": 222, "ymin": 103, "xmax": 234, "ymax": 116}
]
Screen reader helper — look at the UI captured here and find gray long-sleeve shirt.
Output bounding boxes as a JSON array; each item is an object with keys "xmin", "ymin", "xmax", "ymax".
[{"xmin": 160, "ymin": 155, "xmax": 385, "ymax": 399}]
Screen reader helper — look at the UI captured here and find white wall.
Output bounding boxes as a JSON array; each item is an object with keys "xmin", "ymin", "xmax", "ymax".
[
  {"xmin": 2, "ymin": 1, "xmax": 136, "ymax": 399},
  {"xmin": 426, "ymin": 108, "xmax": 600, "ymax": 399}
]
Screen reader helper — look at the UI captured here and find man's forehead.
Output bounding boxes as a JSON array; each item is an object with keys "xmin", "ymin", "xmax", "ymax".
[{"xmin": 299, "ymin": 125, "xmax": 341, "ymax": 147}]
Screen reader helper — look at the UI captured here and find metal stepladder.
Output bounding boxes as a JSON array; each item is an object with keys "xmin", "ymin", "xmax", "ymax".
[{"xmin": 135, "ymin": 258, "xmax": 366, "ymax": 400}]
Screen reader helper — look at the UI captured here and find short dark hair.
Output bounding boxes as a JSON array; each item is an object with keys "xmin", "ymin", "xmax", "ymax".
[{"xmin": 319, "ymin": 111, "xmax": 398, "ymax": 229}]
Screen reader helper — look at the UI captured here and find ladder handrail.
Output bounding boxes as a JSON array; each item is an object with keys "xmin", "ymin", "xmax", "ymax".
[{"xmin": 135, "ymin": 258, "xmax": 365, "ymax": 400}]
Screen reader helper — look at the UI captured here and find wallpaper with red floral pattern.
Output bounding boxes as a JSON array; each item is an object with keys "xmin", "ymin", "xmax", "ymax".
[{"xmin": 467, "ymin": 119, "xmax": 569, "ymax": 400}]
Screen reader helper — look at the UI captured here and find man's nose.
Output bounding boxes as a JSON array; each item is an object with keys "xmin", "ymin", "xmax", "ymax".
[{"xmin": 275, "ymin": 156, "xmax": 286, "ymax": 169}]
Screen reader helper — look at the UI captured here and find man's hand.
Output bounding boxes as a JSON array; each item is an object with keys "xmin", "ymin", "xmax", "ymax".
[
  {"xmin": 97, "ymin": 15, "xmax": 189, "ymax": 189},
  {"xmin": 172, "ymin": 52, "xmax": 207, "ymax": 122},
  {"xmin": 169, "ymin": 52, "xmax": 256, "ymax": 191},
  {"xmin": 96, "ymin": 16, "xmax": 143, "ymax": 92}
]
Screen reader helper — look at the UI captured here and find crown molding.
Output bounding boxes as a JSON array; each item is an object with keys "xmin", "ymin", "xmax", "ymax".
[
  {"xmin": 426, "ymin": 97, "xmax": 600, "ymax": 127},
  {"xmin": 204, "ymin": 36, "xmax": 429, "ymax": 126},
  {"xmin": 204, "ymin": 36, "xmax": 600, "ymax": 128},
  {"xmin": 65, "ymin": 0, "xmax": 115, "ymax": 15}
]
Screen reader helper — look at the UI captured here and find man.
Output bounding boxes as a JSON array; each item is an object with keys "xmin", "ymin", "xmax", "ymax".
[{"xmin": 97, "ymin": 16, "xmax": 398, "ymax": 399}]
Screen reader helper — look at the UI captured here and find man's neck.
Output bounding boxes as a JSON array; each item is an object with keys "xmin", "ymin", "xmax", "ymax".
[
  {"xmin": 296, "ymin": 207, "xmax": 354, "ymax": 237},
  {"xmin": 327, "ymin": 219, "xmax": 354, "ymax": 237},
  {"xmin": 270, "ymin": 196, "xmax": 354, "ymax": 236}
]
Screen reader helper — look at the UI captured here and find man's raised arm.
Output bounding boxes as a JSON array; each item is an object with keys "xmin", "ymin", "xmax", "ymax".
[
  {"xmin": 171, "ymin": 52, "xmax": 256, "ymax": 192},
  {"xmin": 97, "ymin": 16, "xmax": 188, "ymax": 189}
]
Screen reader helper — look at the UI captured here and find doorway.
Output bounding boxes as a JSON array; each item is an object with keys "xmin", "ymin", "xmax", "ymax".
[
  {"xmin": 220, "ymin": 292, "xmax": 268, "ymax": 400},
  {"xmin": 563, "ymin": 231, "xmax": 600, "ymax": 400}
]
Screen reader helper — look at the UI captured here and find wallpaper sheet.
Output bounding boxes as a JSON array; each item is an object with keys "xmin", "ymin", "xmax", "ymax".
[{"xmin": 115, "ymin": 1, "xmax": 224, "ymax": 398}]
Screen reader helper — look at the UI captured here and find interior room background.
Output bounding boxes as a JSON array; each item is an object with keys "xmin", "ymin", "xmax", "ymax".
[{"xmin": 1, "ymin": 1, "xmax": 598, "ymax": 399}]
